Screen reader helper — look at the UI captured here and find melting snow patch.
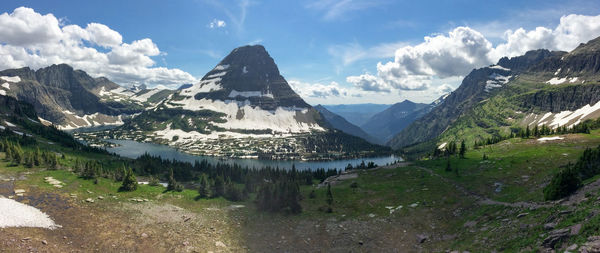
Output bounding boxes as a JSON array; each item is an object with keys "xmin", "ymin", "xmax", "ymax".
[
  {"xmin": 537, "ymin": 136, "xmax": 564, "ymax": 142},
  {"xmin": 489, "ymin": 65, "xmax": 510, "ymax": 71},
  {"xmin": 554, "ymin": 68, "xmax": 561, "ymax": 76},
  {"xmin": 0, "ymin": 197, "xmax": 61, "ymax": 229},
  {"xmin": 546, "ymin": 77, "xmax": 567, "ymax": 85},
  {"xmin": 0, "ymin": 90, "xmax": 5, "ymax": 96},
  {"xmin": 1, "ymin": 82, "xmax": 9, "ymax": 89},
  {"xmin": 242, "ymin": 66, "xmax": 248, "ymax": 74},
  {"xmin": 4, "ymin": 121, "xmax": 16, "ymax": 127},
  {"xmin": 569, "ymin": 77, "xmax": 579, "ymax": 83},
  {"xmin": 485, "ymin": 73, "xmax": 511, "ymax": 92},
  {"xmin": 438, "ymin": 142, "xmax": 447, "ymax": 150},
  {"xmin": 214, "ymin": 64, "xmax": 229, "ymax": 71},
  {"xmin": 0, "ymin": 76, "xmax": 21, "ymax": 83}
]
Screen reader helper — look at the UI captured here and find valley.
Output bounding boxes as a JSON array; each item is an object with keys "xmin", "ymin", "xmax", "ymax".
[{"xmin": 2, "ymin": 3, "xmax": 600, "ymax": 252}]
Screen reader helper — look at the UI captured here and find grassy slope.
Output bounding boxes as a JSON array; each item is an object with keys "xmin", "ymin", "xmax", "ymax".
[{"xmin": 3, "ymin": 129, "xmax": 600, "ymax": 251}]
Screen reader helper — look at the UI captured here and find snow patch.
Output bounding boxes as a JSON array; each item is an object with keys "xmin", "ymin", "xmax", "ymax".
[
  {"xmin": 228, "ymin": 90, "xmax": 273, "ymax": 98},
  {"xmin": 4, "ymin": 121, "xmax": 16, "ymax": 127},
  {"xmin": 554, "ymin": 68, "xmax": 561, "ymax": 76},
  {"xmin": 537, "ymin": 136, "xmax": 564, "ymax": 142},
  {"xmin": 438, "ymin": 142, "xmax": 447, "ymax": 150},
  {"xmin": 214, "ymin": 64, "xmax": 230, "ymax": 71},
  {"xmin": 1, "ymin": 82, "xmax": 9, "ymax": 90},
  {"xmin": 485, "ymin": 73, "xmax": 511, "ymax": 92},
  {"xmin": 0, "ymin": 90, "xmax": 5, "ymax": 96},
  {"xmin": 0, "ymin": 76, "xmax": 21, "ymax": 83},
  {"xmin": 0, "ymin": 197, "xmax": 61, "ymax": 229},
  {"xmin": 546, "ymin": 77, "xmax": 567, "ymax": 85},
  {"xmin": 242, "ymin": 66, "xmax": 248, "ymax": 74},
  {"xmin": 569, "ymin": 77, "xmax": 579, "ymax": 83},
  {"xmin": 489, "ymin": 65, "xmax": 510, "ymax": 71}
]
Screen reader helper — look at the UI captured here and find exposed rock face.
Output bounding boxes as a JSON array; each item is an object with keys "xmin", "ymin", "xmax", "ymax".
[
  {"xmin": 0, "ymin": 64, "xmax": 174, "ymax": 129},
  {"xmin": 387, "ymin": 66, "xmax": 513, "ymax": 149},
  {"xmin": 521, "ymin": 84, "xmax": 600, "ymax": 113},
  {"xmin": 387, "ymin": 45, "xmax": 583, "ymax": 150}
]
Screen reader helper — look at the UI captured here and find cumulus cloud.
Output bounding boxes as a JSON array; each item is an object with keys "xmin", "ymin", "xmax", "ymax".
[
  {"xmin": 208, "ymin": 19, "xmax": 227, "ymax": 29},
  {"xmin": 347, "ymin": 13, "xmax": 600, "ymax": 96},
  {"xmin": 0, "ymin": 7, "xmax": 197, "ymax": 87},
  {"xmin": 288, "ymin": 80, "xmax": 348, "ymax": 98},
  {"xmin": 345, "ymin": 74, "xmax": 391, "ymax": 92}
]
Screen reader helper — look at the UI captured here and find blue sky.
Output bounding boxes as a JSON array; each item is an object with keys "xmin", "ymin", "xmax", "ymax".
[{"xmin": 1, "ymin": 0, "xmax": 600, "ymax": 104}]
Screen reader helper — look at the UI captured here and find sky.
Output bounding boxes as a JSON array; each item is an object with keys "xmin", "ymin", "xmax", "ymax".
[{"xmin": 0, "ymin": 0, "xmax": 600, "ymax": 105}]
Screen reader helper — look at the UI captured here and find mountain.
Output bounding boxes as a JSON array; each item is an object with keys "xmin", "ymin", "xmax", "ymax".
[
  {"xmin": 107, "ymin": 45, "xmax": 389, "ymax": 159},
  {"xmin": 314, "ymin": 105, "xmax": 379, "ymax": 144},
  {"xmin": 360, "ymin": 100, "xmax": 432, "ymax": 143},
  {"xmin": 0, "ymin": 64, "xmax": 175, "ymax": 129},
  {"xmin": 322, "ymin": 104, "xmax": 390, "ymax": 126},
  {"xmin": 390, "ymin": 36, "xmax": 600, "ymax": 155}
]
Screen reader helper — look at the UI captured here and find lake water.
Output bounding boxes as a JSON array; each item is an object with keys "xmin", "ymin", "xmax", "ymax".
[{"xmin": 105, "ymin": 139, "xmax": 402, "ymax": 171}]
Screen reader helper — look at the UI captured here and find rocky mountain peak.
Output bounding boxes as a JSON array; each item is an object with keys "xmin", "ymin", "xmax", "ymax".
[{"xmin": 183, "ymin": 44, "xmax": 309, "ymax": 110}]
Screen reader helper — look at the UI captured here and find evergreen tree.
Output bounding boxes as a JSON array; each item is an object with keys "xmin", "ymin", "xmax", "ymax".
[
  {"xmin": 326, "ymin": 183, "xmax": 333, "ymax": 213},
  {"xmin": 33, "ymin": 147, "xmax": 41, "ymax": 166},
  {"xmin": 198, "ymin": 174, "xmax": 211, "ymax": 198},
  {"xmin": 214, "ymin": 176, "xmax": 225, "ymax": 197},
  {"xmin": 119, "ymin": 167, "xmax": 138, "ymax": 192},
  {"xmin": 459, "ymin": 140, "xmax": 466, "ymax": 158},
  {"xmin": 445, "ymin": 157, "xmax": 451, "ymax": 172},
  {"xmin": 167, "ymin": 168, "xmax": 177, "ymax": 191},
  {"xmin": 525, "ymin": 125, "xmax": 530, "ymax": 138}
]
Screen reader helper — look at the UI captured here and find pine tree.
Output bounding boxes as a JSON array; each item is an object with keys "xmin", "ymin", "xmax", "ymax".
[
  {"xmin": 167, "ymin": 168, "xmax": 177, "ymax": 191},
  {"xmin": 214, "ymin": 176, "xmax": 225, "ymax": 197},
  {"xmin": 198, "ymin": 174, "xmax": 211, "ymax": 198},
  {"xmin": 33, "ymin": 148, "xmax": 41, "ymax": 166},
  {"xmin": 119, "ymin": 167, "xmax": 138, "ymax": 192},
  {"xmin": 526, "ymin": 125, "xmax": 530, "ymax": 138},
  {"xmin": 459, "ymin": 140, "xmax": 466, "ymax": 158},
  {"xmin": 326, "ymin": 183, "xmax": 333, "ymax": 213}
]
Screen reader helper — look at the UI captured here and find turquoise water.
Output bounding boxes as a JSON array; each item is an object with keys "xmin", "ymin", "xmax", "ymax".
[{"xmin": 106, "ymin": 139, "xmax": 401, "ymax": 171}]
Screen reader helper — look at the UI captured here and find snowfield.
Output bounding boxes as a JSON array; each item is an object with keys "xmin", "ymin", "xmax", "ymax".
[
  {"xmin": 546, "ymin": 77, "xmax": 567, "ymax": 85},
  {"xmin": 167, "ymin": 97, "xmax": 324, "ymax": 133},
  {"xmin": 485, "ymin": 73, "xmax": 511, "ymax": 92},
  {"xmin": 0, "ymin": 197, "xmax": 61, "ymax": 229},
  {"xmin": 525, "ymin": 100, "xmax": 600, "ymax": 129},
  {"xmin": 537, "ymin": 136, "xmax": 564, "ymax": 142},
  {"xmin": 0, "ymin": 76, "xmax": 21, "ymax": 83}
]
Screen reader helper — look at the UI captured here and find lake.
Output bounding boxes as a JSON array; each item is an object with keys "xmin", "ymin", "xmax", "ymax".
[{"xmin": 105, "ymin": 139, "xmax": 402, "ymax": 171}]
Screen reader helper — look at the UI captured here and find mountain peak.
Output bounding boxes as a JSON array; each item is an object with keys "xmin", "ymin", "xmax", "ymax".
[{"xmin": 185, "ymin": 45, "xmax": 309, "ymax": 110}]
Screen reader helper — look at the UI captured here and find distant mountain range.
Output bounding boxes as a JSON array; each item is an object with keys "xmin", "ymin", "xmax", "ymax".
[
  {"xmin": 360, "ymin": 100, "xmax": 433, "ymax": 144},
  {"xmin": 322, "ymin": 104, "xmax": 390, "ymax": 126},
  {"xmin": 313, "ymin": 105, "xmax": 379, "ymax": 144}
]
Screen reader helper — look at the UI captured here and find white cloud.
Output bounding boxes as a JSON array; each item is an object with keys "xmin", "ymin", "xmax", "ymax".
[
  {"xmin": 345, "ymin": 74, "xmax": 391, "ymax": 92},
  {"xmin": 289, "ymin": 80, "xmax": 348, "ymax": 98},
  {"xmin": 0, "ymin": 7, "xmax": 197, "ymax": 87},
  {"xmin": 306, "ymin": 0, "xmax": 387, "ymax": 21},
  {"xmin": 346, "ymin": 13, "xmax": 600, "ymax": 98},
  {"xmin": 208, "ymin": 19, "xmax": 227, "ymax": 29}
]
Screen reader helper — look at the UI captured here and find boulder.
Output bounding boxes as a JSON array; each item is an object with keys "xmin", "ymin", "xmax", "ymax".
[
  {"xmin": 541, "ymin": 228, "xmax": 570, "ymax": 248},
  {"xmin": 416, "ymin": 234, "xmax": 428, "ymax": 244}
]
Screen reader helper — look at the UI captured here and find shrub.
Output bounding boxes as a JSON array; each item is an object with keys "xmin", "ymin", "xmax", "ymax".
[{"xmin": 544, "ymin": 166, "xmax": 581, "ymax": 201}]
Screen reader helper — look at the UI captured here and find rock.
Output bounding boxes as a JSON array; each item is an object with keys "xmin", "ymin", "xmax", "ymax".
[
  {"xmin": 14, "ymin": 189, "xmax": 25, "ymax": 194},
  {"xmin": 566, "ymin": 243, "xmax": 578, "ymax": 251},
  {"xmin": 416, "ymin": 234, "xmax": 428, "ymax": 244},
  {"xmin": 463, "ymin": 220, "xmax": 477, "ymax": 228},
  {"xmin": 97, "ymin": 196, "xmax": 104, "ymax": 200},
  {"xmin": 141, "ymin": 233, "xmax": 148, "ymax": 238},
  {"xmin": 41, "ymin": 240, "xmax": 47, "ymax": 245},
  {"xmin": 182, "ymin": 241, "xmax": 189, "ymax": 246},
  {"xmin": 570, "ymin": 224, "xmax": 582, "ymax": 235},
  {"xmin": 580, "ymin": 236, "xmax": 600, "ymax": 253},
  {"xmin": 184, "ymin": 217, "xmax": 191, "ymax": 222},
  {"xmin": 541, "ymin": 228, "xmax": 570, "ymax": 248},
  {"xmin": 517, "ymin": 213, "xmax": 529, "ymax": 218},
  {"xmin": 367, "ymin": 213, "xmax": 375, "ymax": 218},
  {"xmin": 215, "ymin": 241, "xmax": 226, "ymax": 247},
  {"xmin": 358, "ymin": 240, "xmax": 363, "ymax": 245},
  {"xmin": 544, "ymin": 223, "xmax": 556, "ymax": 230},
  {"xmin": 85, "ymin": 198, "xmax": 94, "ymax": 203}
]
